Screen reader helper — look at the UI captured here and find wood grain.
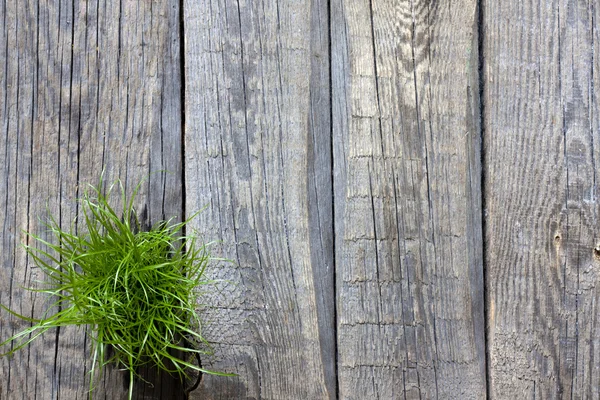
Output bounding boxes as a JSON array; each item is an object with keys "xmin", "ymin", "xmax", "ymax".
[
  {"xmin": 12, "ymin": 0, "xmax": 600, "ymax": 398},
  {"xmin": 0, "ymin": 0, "xmax": 183, "ymax": 398},
  {"xmin": 484, "ymin": 0, "xmax": 600, "ymax": 398},
  {"xmin": 332, "ymin": 1, "xmax": 486, "ymax": 398},
  {"xmin": 183, "ymin": 0, "xmax": 335, "ymax": 398}
]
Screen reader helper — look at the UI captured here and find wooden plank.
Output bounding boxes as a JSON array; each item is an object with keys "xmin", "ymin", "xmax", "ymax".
[
  {"xmin": 0, "ymin": 0, "xmax": 183, "ymax": 398},
  {"xmin": 484, "ymin": 1, "xmax": 600, "ymax": 397},
  {"xmin": 183, "ymin": 0, "xmax": 334, "ymax": 398},
  {"xmin": 332, "ymin": 1, "xmax": 486, "ymax": 398}
]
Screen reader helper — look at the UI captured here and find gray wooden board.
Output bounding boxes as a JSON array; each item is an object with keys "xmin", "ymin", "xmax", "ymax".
[
  {"xmin": 484, "ymin": 0, "xmax": 600, "ymax": 398},
  {"xmin": 0, "ymin": 0, "xmax": 183, "ymax": 398},
  {"xmin": 332, "ymin": 1, "xmax": 486, "ymax": 398},
  {"xmin": 183, "ymin": 0, "xmax": 335, "ymax": 398},
  {"xmin": 13, "ymin": 0, "xmax": 600, "ymax": 398}
]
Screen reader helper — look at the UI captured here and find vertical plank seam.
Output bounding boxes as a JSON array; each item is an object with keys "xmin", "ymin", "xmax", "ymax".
[
  {"xmin": 477, "ymin": 0, "xmax": 490, "ymax": 398},
  {"xmin": 179, "ymin": 0, "xmax": 186, "ymax": 234},
  {"xmin": 75, "ymin": 0, "xmax": 86, "ymax": 390},
  {"xmin": 179, "ymin": 0, "xmax": 196, "ymax": 393},
  {"xmin": 328, "ymin": 0, "xmax": 339, "ymax": 397}
]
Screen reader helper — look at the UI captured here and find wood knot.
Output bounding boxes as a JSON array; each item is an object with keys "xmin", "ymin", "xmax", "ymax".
[
  {"xmin": 594, "ymin": 245, "xmax": 600, "ymax": 259},
  {"xmin": 554, "ymin": 234, "xmax": 561, "ymax": 243}
]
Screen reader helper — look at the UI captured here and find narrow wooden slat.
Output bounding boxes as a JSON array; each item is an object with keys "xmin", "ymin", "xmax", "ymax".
[
  {"xmin": 485, "ymin": 1, "xmax": 600, "ymax": 397},
  {"xmin": 332, "ymin": 1, "xmax": 485, "ymax": 398},
  {"xmin": 183, "ymin": 0, "xmax": 334, "ymax": 398},
  {"xmin": 0, "ymin": 0, "xmax": 183, "ymax": 398}
]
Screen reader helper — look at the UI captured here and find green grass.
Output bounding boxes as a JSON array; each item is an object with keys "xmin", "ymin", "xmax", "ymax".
[{"xmin": 0, "ymin": 178, "xmax": 231, "ymax": 399}]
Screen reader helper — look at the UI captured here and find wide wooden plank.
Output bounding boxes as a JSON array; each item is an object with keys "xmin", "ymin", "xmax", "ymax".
[
  {"xmin": 484, "ymin": 1, "xmax": 600, "ymax": 397},
  {"xmin": 183, "ymin": 0, "xmax": 334, "ymax": 398},
  {"xmin": 0, "ymin": 0, "xmax": 183, "ymax": 398},
  {"xmin": 332, "ymin": 1, "xmax": 485, "ymax": 398}
]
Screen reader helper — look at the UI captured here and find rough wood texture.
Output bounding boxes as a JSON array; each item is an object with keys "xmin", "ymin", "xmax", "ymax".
[
  {"xmin": 13, "ymin": 0, "xmax": 600, "ymax": 398},
  {"xmin": 484, "ymin": 1, "xmax": 600, "ymax": 398},
  {"xmin": 0, "ymin": 0, "xmax": 183, "ymax": 398},
  {"xmin": 183, "ymin": 0, "xmax": 335, "ymax": 398},
  {"xmin": 332, "ymin": 1, "xmax": 486, "ymax": 398}
]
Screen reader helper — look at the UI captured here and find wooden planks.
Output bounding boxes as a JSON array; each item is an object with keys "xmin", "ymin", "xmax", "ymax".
[
  {"xmin": 0, "ymin": 0, "xmax": 183, "ymax": 398},
  {"xmin": 484, "ymin": 0, "xmax": 600, "ymax": 398},
  {"xmin": 183, "ymin": 0, "xmax": 335, "ymax": 398},
  {"xmin": 8, "ymin": 0, "xmax": 600, "ymax": 398},
  {"xmin": 332, "ymin": 1, "xmax": 486, "ymax": 398}
]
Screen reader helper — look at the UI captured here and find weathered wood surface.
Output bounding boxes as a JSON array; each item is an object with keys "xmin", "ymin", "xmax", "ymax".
[
  {"xmin": 0, "ymin": 0, "xmax": 183, "ymax": 399},
  {"xmin": 484, "ymin": 1, "xmax": 600, "ymax": 398},
  {"xmin": 184, "ymin": 0, "xmax": 335, "ymax": 398},
  {"xmin": 332, "ymin": 1, "xmax": 485, "ymax": 399},
  {"xmin": 7, "ymin": 0, "xmax": 600, "ymax": 398}
]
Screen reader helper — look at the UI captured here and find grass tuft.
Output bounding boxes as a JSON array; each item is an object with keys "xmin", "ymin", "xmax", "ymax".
[{"xmin": 0, "ymin": 178, "xmax": 231, "ymax": 399}]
